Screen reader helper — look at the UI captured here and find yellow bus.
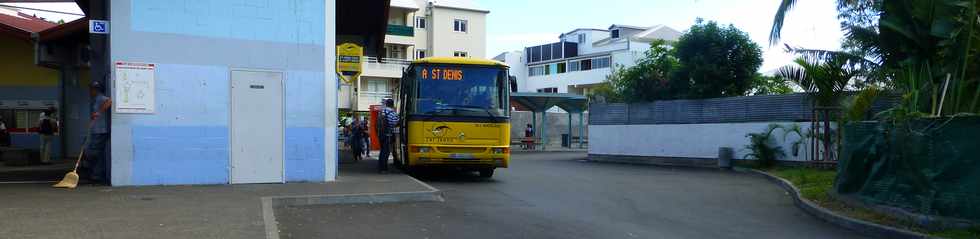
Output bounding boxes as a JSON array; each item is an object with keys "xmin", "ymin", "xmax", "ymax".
[{"xmin": 394, "ymin": 57, "xmax": 511, "ymax": 178}]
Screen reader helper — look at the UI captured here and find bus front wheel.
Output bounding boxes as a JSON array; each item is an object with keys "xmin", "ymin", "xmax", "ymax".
[{"xmin": 478, "ymin": 169, "xmax": 494, "ymax": 178}]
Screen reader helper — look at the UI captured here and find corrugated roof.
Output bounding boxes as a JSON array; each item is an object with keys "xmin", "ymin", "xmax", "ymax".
[
  {"xmin": 390, "ymin": 0, "xmax": 419, "ymax": 10},
  {"xmin": 0, "ymin": 7, "xmax": 57, "ymax": 32},
  {"xmin": 429, "ymin": 0, "xmax": 489, "ymax": 13}
]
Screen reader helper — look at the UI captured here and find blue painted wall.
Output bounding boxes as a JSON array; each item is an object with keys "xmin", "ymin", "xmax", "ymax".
[
  {"xmin": 110, "ymin": 0, "xmax": 327, "ymax": 186},
  {"xmin": 285, "ymin": 71, "xmax": 326, "ymax": 182}
]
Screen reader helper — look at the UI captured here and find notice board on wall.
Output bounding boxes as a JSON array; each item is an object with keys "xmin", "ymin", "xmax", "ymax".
[{"xmin": 114, "ymin": 62, "xmax": 156, "ymax": 114}]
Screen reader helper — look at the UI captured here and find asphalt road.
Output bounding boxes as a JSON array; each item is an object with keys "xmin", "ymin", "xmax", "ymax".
[{"xmin": 276, "ymin": 152, "xmax": 868, "ymax": 239}]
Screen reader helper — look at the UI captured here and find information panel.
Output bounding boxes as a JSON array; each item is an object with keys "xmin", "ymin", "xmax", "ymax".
[{"xmin": 114, "ymin": 62, "xmax": 156, "ymax": 114}]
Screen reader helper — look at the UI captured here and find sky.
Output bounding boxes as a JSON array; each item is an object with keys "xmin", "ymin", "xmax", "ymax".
[
  {"xmin": 3, "ymin": 1, "xmax": 842, "ymax": 73},
  {"xmin": 479, "ymin": 0, "xmax": 845, "ymax": 73}
]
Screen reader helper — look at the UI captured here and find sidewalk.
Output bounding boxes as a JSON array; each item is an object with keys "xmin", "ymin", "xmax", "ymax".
[{"xmin": 0, "ymin": 159, "xmax": 436, "ymax": 239}]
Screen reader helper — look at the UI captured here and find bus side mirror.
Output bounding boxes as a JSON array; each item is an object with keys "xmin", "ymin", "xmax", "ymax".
[{"xmin": 509, "ymin": 76, "xmax": 517, "ymax": 93}]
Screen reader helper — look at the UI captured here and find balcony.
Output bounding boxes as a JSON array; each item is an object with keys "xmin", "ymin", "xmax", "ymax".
[
  {"xmin": 386, "ymin": 25, "xmax": 414, "ymax": 37},
  {"xmin": 362, "ymin": 57, "xmax": 412, "ymax": 78}
]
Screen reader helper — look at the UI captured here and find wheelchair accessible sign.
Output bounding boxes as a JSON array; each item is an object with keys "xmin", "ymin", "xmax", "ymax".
[{"xmin": 89, "ymin": 20, "xmax": 109, "ymax": 34}]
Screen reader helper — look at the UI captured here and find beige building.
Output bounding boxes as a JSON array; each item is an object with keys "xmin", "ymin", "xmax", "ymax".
[{"xmin": 348, "ymin": 0, "xmax": 489, "ymax": 111}]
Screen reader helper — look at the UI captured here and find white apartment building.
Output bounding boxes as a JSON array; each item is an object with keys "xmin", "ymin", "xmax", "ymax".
[
  {"xmin": 352, "ymin": 0, "xmax": 488, "ymax": 111},
  {"xmin": 494, "ymin": 25, "xmax": 682, "ymax": 96}
]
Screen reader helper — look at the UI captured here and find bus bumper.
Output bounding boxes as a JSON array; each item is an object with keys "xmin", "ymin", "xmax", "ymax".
[{"xmin": 406, "ymin": 146, "xmax": 510, "ymax": 169}]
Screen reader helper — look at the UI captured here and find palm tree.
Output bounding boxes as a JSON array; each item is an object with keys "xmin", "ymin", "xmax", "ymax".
[
  {"xmin": 771, "ymin": 0, "xmax": 886, "ymax": 86},
  {"xmin": 777, "ymin": 55, "xmax": 858, "ymax": 162},
  {"xmin": 769, "ymin": 0, "xmax": 881, "ymax": 45}
]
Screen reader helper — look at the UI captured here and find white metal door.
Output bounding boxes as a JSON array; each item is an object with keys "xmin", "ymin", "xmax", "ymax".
[{"xmin": 231, "ymin": 70, "xmax": 284, "ymax": 184}]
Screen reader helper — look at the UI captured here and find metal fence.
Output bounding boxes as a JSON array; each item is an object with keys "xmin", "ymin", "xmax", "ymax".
[{"xmin": 591, "ymin": 93, "xmax": 898, "ymax": 125}]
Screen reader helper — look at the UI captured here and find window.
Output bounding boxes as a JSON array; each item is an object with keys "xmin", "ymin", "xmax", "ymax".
[
  {"xmin": 611, "ymin": 29, "xmax": 621, "ymax": 39},
  {"xmin": 411, "ymin": 67, "xmax": 508, "ymax": 117},
  {"xmin": 415, "ymin": 49, "xmax": 427, "ymax": 59},
  {"xmin": 578, "ymin": 34, "xmax": 586, "ymax": 43},
  {"xmin": 580, "ymin": 59, "xmax": 593, "ymax": 71},
  {"xmin": 453, "ymin": 51, "xmax": 468, "ymax": 57},
  {"xmin": 568, "ymin": 61, "xmax": 580, "ymax": 72},
  {"xmin": 529, "ymin": 66, "xmax": 546, "ymax": 76},
  {"xmin": 594, "ymin": 57, "xmax": 611, "ymax": 69},
  {"xmin": 544, "ymin": 64, "xmax": 552, "ymax": 75},
  {"xmin": 0, "ymin": 109, "xmax": 44, "ymax": 131},
  {"xmin": 557, "ymin": 62, "xmax": 567, "ymax": 74},
  {"xmin": 453, "ymin": 19, "xmax": 468, "ymax": 32},
  {"xmin": 415, "ymin": 17, "xmax": 427, "ymax": 29}
]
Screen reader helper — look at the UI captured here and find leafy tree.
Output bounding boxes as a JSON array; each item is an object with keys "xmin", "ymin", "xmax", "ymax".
[
  {"xmin": 602, "ymin": 40, "xmax": 679, "ymax": 102},
  {"xmin": 588, "ymin": 82, "xmax": 623, "ymax": 103},
  {"xmin": 750, "ymin": 74, "xmax": 795, "ymax": 95},
  {"xmin": 673, "ymin": 19, "xmax": 764, "ymax": 98}
]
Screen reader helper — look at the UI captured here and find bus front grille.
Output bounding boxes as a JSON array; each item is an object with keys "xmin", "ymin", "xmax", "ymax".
[{"xmin": 437, "ymin": 147, "xmax": 488, "ymax": 154}]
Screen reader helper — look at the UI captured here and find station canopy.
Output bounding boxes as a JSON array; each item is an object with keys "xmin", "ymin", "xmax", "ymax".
[{"xmin": 510, "ymin": 92, "xmax": 588, "ymax": 113}]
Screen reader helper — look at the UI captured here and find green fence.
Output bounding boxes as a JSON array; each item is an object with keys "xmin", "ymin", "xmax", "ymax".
[{"xmin": 836, "ymin": 116, "xmax": 980, "ymax": 222}]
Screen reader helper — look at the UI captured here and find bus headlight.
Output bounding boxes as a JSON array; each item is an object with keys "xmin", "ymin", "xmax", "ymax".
[
  {"xmin": 413, "ymin": 146, "xmax": 433, "ymax": 153},
  {"xmin": 492, "ymin": 148, "xmax": 509, "ymax": 154}
]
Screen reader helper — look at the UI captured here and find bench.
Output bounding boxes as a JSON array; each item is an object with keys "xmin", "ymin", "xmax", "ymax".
[
  {"xmin": 571, "ymin": 136, "xmax": 589, "ymax": 146},
  {"xmin": 510, "ymin": 137, "xmax": 543, "ymax": 150}
]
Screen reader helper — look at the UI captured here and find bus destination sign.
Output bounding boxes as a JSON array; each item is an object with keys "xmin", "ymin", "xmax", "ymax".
[{"xmin": 421, "ymin": 68, "xmax": 464, "ymax": 81}]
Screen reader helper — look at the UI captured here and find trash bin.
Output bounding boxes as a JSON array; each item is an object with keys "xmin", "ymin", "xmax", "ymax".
[
  {"xmin": 718, "ymin": 147, "xmax": 734, "ymax": 169},
  {"xmin": 561, "ymin": 134, "xmax": 570, "ymax": 148}
]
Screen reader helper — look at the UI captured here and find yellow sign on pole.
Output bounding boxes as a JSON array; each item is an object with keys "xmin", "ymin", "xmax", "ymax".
[{"xmin": 337, "ymin": 43, "xmax": 363, "ymax": 84}]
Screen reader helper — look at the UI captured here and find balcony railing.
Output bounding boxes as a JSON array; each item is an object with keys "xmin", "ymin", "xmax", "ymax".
[
  {"xmin": 363, "ymin": 57, "xmax": 412, "ymax": 65},
  {"xmin": 386, "ymin": 25, "xmax": 414, "ymax": 37},
  {"xmin": 362, "ymin": 57, "xmax": 412, "ymax": 77}
]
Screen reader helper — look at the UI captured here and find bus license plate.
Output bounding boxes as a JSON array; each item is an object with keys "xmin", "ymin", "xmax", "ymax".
[{"xmin": 449, "ymin": 154, "xmax": 475, "ymax": 160}]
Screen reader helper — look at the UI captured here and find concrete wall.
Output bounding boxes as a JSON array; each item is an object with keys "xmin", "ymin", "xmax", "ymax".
[
  {"xmin": 510, "ymin": 111, "xmax": 589, "ymax": 149},
  {"xmin": 493, "ymin": 51, "xmax": 527, "ymax": 92},
  {"xmin": 0, "ymin": 34, "xmax": 74, "ymax": 157},
  {"xmin": 526, "ymin": 66, "xmax": 612, "ymax": 93},
  {"xmin": 429, "ymin": 6, "xmax": 486, "ymax": 58},
  {"xmin": 0, "ymin": 35, "xmax": 59, "ymax": 87},
  {"xmin": 110, "ymin": 0, "xmax": 331, "ymax": 186},
  {"xmin": 589, "ymin": 122, "xmax": 817, "ymax": 162}
]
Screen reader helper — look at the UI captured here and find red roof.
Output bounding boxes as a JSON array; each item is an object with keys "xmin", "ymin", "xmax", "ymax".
[{"xmin": 0, "ymin": 8, "xmax": 58, "ymax": 41}]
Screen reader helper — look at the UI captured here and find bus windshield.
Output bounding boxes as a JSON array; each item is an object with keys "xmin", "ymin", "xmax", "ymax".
[{"xmin": 411, "ymin": 65, "xmax": 507, "ymax": 117}]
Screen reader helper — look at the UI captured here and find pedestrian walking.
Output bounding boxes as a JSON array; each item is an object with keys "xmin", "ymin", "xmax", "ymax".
[
  {"xmin": 350, "ymin": 116, "xmax": 363, "ymax": 162},
  {"xmin": 362, "ymin": 118, "xmax": 371, "ymax": 158},
  {"xmin": 38, "ymin": 107, "xmax": 59, "ymax": 164},
  {"xmin": 377, "ymin": 99, "xmax": 399, "ymax": 173}
]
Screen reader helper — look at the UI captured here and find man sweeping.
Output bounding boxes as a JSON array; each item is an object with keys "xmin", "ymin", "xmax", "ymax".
[{"xmin": 82, "ymin": 81, "xmax": 112, "ymax": 184}]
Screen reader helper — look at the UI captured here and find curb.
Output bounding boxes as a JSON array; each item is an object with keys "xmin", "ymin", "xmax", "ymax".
[
  {"xmin": 261, "ymin": 176, "xmax": 444, "ymax": 239},
  {"xmin": 735, "ymin": 167, "xmax": 939, "ymax": 239}
]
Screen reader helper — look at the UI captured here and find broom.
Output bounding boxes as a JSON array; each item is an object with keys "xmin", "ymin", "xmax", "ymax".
[{"xmin": 53, "ymin": 126, "xmax": 92, "ymax": 189}]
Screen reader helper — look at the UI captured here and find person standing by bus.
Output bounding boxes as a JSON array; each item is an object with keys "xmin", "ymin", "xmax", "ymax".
[
  {"xmin": 377, "ymin": 99, "xmax": 399, "ymax": 173},
  {"xmin": 38, "ymin": 107, "xmax": 59, "ymax": 164}
]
